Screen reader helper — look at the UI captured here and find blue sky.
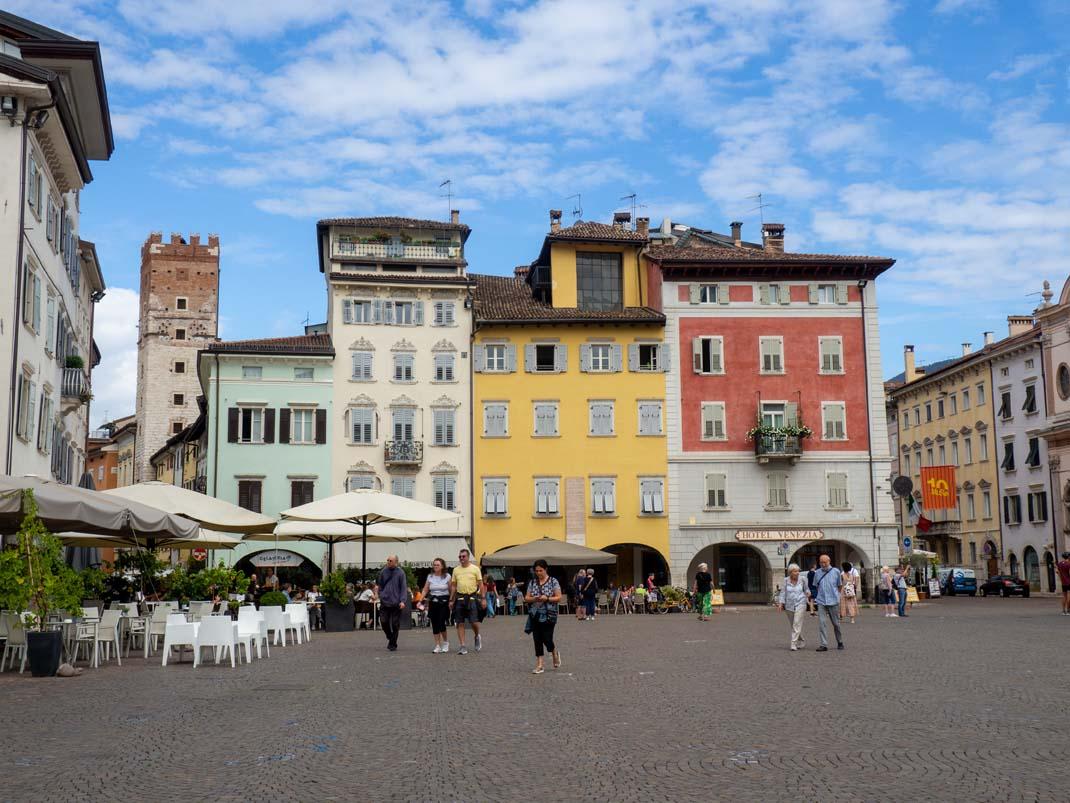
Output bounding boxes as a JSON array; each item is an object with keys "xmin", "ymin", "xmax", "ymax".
[{"xmin": 13, "ymin": 0, "xmax": 1070, "ymax": 426}]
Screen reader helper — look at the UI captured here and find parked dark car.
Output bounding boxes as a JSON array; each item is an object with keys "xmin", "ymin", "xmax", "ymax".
[{"xmin": 979, "ymin": 575, "xmax": 1030, "ymax": 598}]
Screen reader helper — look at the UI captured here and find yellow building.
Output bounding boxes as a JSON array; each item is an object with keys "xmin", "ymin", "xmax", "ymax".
[
  {"xmin": 472, "ymin": 213, "xmax": 670, "ymax": 585},
  {"xmin": 888, "ymin": 344, "xmax": 1002, "ymax": 575}
]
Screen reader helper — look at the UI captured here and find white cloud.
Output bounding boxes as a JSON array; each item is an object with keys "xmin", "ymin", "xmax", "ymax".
[
  {"xmin": 110, "ymin": 111, "xmax": 153, "ymax": 140},
  {"xmin": 933, "ymin": 0, "xmax": 993, "ymax": 14},
  {"xmin": 988, "ymin": 53, "xmax": 1055, "ymax": 81},
  {"xmin": 115, "ymin": 0, "xmax": 350, "ymax": 38},
  {"xmin": 90, "ymin": 288, "xmax": 140, "ymax": 427}
]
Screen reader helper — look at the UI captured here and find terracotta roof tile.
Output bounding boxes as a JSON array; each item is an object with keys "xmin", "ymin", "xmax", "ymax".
[
  {"xmin": 547, "ymin": 221, "xmax": 648, "ymax": 243},
  {"xmin": 647, "ymin": 244, "xmax": 893, "ymax": 264},
  {"xmin": 206, "ymin": 334, "xmax": 334, "ymax": 354},
  {"xmin": 472, "ymin": 274, "xmax": 663, "ymax": 324},
  {"xmin": 317, "ymin": 216, "xmax": 469, "ymax": 233}
]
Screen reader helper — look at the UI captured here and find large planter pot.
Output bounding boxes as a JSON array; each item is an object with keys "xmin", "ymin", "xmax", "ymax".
[
  {"xmin": 26, "ymin": 631, "xmax": 63, "ymax": 677},
  {"xmin": 324, "ymin": 601, "xmax": 355, "ymax": 632}
]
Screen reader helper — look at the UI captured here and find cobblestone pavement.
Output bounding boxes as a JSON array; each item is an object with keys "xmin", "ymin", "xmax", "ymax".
[{"xmin": 1, "ymin": 598, "xmax": 1068, "ymax": 802}]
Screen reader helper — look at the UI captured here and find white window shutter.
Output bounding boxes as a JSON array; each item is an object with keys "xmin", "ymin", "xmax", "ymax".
[
  {"xmin": 414, "ymin": 301, "xmax": 424, "ymax": 324},
  {"xmin": 473, "ymin": 344, "xmax": 485, "ymax": 373},
  {"xmin": 688, "ymin": 284, "xmax": 700, "ymax": 304},
  {"xmin": 758, "ymin": 284, "xmax": 769, "ymax": 304},
  {"xmin": 785, "ymin": 402, "xmax": 798, "ymax": 427},
  {"xmin": 835, "ymin": 283, "xmax": 848, "ymax": 304},
  {"xmin": 342, "ymin": 299, "xmax": 353, "ymax": 323},
  {"xmin": 506, "ymin": 344, "xmax": 517, "ymax": 373},
  {"xmin": 372, "ymin": 299, "xmax": 383, "ymax": 323},
  {"xmin": 710, "ymin": 340, "xmax": 722, "ymax": 372},
  {"xmin": 780, "ymin": 287, "xmax": 791, "ymax": 305},
  {"xmin": 611, "ymin": 344, "xmax": 623, "ymax": 372},
  {"xmin": 692, "ymin": 338, "xmax": 702, "ymax": 373},
  {"xmin": 580, "ymin": 344, "xmax": 591, "ymax": 373},
  {"xmin": 628, "ymin": 344, "xmax": 639, "ymax": 372},
  {"xmin": 524, "ymin": 344, "xmax": 536, "ymax": 373},
  {"xmin": 807, "ymin": 284, "xmax": 819, "ymax": 304},
  {"xmin": 717, "ymin": 285, "xmax": 730, "ymax": 304},
  {"xmin": 659, "ymin": 342, "xmax": 670, "ymax": 373},
  {"xmin": 554, "ymin": 344, "xmax": 567, "ymax": 372}
]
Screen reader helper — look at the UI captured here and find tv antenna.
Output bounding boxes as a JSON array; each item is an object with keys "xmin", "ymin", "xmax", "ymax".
[
  {"xmin": 746, "ymin": 193, "xmax": 769, "ymax": 223},
  {"xmin": 439, "ymin": 179, "xmax": 453, "ymax": 219},
  {"xmin": 302, "ymin": 312, "xmax": 311, "ymax": 330},
  {"xmin": 567, "ymin": 194, "xmax": 582, "ymax": 219},
  {"xmin": 619, "ymin": 193, "xmax": 646, "ymax": 229}
]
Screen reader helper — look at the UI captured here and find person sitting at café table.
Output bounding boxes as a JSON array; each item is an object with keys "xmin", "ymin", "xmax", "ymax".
[
  {"xmin": 281, "ymin": 583, "xmax": 293, "ymax": 603},
  {"xmin": 307, "ymin": 585, "xmax": 324, "ymax": 630}
]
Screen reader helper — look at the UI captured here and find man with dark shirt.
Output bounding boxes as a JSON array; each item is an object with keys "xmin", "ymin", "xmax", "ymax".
[
  {"xmin": 1058, "ymin": 552, "xmax": 1070, "ymax": 616},
  {"xmin": 693, "ymin": 562, "xmax": 714, "ymax": 621},
  {"xmin": 806, "ymin": 563, "xmax": 818, "ymax": 616},
  {"xmin": 375, "ymin": 555, "xmax": 407, "ymax": 652}
]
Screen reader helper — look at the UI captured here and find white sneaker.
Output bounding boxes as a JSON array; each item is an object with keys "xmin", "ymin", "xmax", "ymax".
[
  {"xmin": 442, "ymin": 642, "xmax": 449, "ymax": 653},
  {"xmin": 433, "ymin": 644, "xmax": 442, "ymax": 654},
  {"xmin": 475, "ymin": 634, "xmax": 482, "ymax": 652}
]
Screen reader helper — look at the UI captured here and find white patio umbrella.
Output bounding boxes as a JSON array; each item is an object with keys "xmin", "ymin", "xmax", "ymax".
[
  {"xmin": 280, "ymin": 489, "xmax": 460, "ymax": 577},
  {"xmin": 480, "ymin": 537, "xmax": 617, "ymax": 566},
  {"xmin": 103, "ymin": 482, "xmax": 276, "ymax": 534},
  {"xmin": 243, "ymin": 520, "xmax": 423, "ymax": 576},
  {"xmin": 56, "ymin": 527, "xmax": 243, "ymax": 551}
]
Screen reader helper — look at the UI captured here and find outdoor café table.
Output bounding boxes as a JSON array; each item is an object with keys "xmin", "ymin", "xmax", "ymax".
[{"xmin": 120, "ymin": 611, "xmax": 151, "ymax": 657}]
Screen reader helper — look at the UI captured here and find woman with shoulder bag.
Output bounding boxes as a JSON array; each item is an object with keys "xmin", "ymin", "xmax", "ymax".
[
  {"xmin": 524, "ymin": 559, "xmax": 562, "ymax": 674},
  {"xmin": 419, "ymin": 558, "xmax": 452, "ymax": 654},
  {"xmin": 839, "ymin": 562, "xmax": 859, "ymax": 624}
]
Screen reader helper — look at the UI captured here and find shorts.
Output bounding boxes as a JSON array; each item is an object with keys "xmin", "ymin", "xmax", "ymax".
[
  {"xmin": 453, "ymin": 596, "xmax": 480, "ymax": 625},
  {"xmin": 879, "ymin": 589, "xmax": 894, "ymax": 604},
  {"xmin": 1061, "ymin": 583, "xmax": 1070, "ymax": 593}
]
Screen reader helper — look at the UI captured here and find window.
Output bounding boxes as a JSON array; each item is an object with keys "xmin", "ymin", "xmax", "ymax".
[
  {"xmin": 759, "ymin": 283, "xmax": 785, "ymax": 304},
  {"xmin": 290, "ymin": 480, "xmax": 314, "ymax": 507},
  {"xmin": 533, "ymin": 343, "xmax": 559, "ymax": 372},
  {"xmin": 237, "ymin": 480, "xmax": 262, "ymax": 513},
  {"xmin": 1026, "ymin": 437, "xmax": 1040, "ymax": 468},
  {"xmin": 576, "ymin": 252, "xmax": 622, "ymax": 311},
  {"xmin": 590, "ymin": 478, "xmax": 616, "ymax": 514},
  {"xmin": 239, "ymin": 407, "xmax": 263, "ymax": 443},
  {"xmin": 938, "ymin": 444, "xmax": 946, "ymax": 464},
  {"xmin": 173, "ymin": 393, "xmax": 184, "ymax": 406},
  {"xmin": 483, "ymin": 402, "xmax": 508, "ymax": 437},
  {"xmin": 826, "ymin": 472, "xmax": 849, "ymax": 509},
  {"xmin": 392, "ymin": 301, "xmax": 418, "ymax": 325},
  {"xmin": 484, "ymin": 344, "xmax": 509, "ymax": 372},
  {"xmin": 343, "ymin": 299, "xmax": 373, "ymax": 324},
  {"xmin": 925, "ymin": 402, "xmax": 932, "ymax": 422},
  {"xmin": 393, "ymin": 353, "xmax": 414, "ymax": 382},
  {"xmin": 535, "ymin": 478, "xmax": 560, "ymax": 515},
  {"xmin": 242, "ymin": 365, "xmax": 262, "ymax": 380},
  {"xmin": 433, "ymin": 475, "xmax": 457, "ymax": 511},
  {"xmin": 433, "ymin": 301, "xmax": 456, "ymax": 327},
  {"xmin": 638, "ymin": 401, "xmax": 663, "ymax": 436},
  {"xmin": 533, "ymin": 402, "xmax": 559, "ymax": 436},
  {"xmin": 701, "ymin": 402, "xmax": 726, "ymax": 440},
  {"xmin": 1003, "ymin": 494, "xmax": 1022, "ymax": 525},
  {"xmin": 816, "ymin": 284, "xmax": 836, "ymax": 304},
  {"xmin": 913, "ymin": 407, "xmax": 920, "ymax": 426},
  {"xmin": 760, "ymin": 337, "xmax": 784, "ymax": 373},
  {"xmin": 976, "ymin": 383, "xmax": 986, "ymax": 405},
  {"xmin": 483, "ymin": 479, "xmax": 508, "ymax": 516},
  {"xmin": 291, "ymin": 408, "xmax": 315, "ymax": 444},
  {"xmin": 36, "ymin": 393, "xmax": 53, "ymax": 452},
  {"xmin": 692, "ymin": 337, "xmax": 723, "ymax": 374},
  {"xmin": 767, "ymin": 473, "xmax": 789, "ymax": 508},
  {"xmin": 15, "ymin": 375, "xmax": 35, "ymax": 441},
  {"xmin": 951, "ymin": 441, "xmax": 959, "ymax": 465},
  {"xmin": 1023, "ymin": 384, "xmax": 1037, "ymax": 414},
  {"xmin": 937, "ymin": 399, "xmax": 945, "ymax": 418},
  {"xmin": 28, "ymin": 156, "xmax": 41, "ymax": 213},
  {"xmin": 1025, "ymin": 358, "xmax": 1034, "ymax": 370},
  {"xmin": 294, "ymin": 367, "xmax": 314, "ymax": 380},
  {"xmin": 822, "ymin": 403, "xmax": 846, "ymax": 440},
  {"xmin": 175, "ymin": 328, "xmax": 186, "ymax": 341},
  {"xmin": 964, "ymin": 437, "xmax": 973, "ymax": 463},
  {"xmin": 640, "ymin": 478, "xmax": 665, "ymax": 514},
  {"xmin": 903, "ymin": 454, "xmax": 910, "ymax": 474},
  {"xmin": 589, "ymin": 343, "xmax": 612, "ymax": 372},
  {"xmin": 45, "ymin": 296, "xmax": 56, "ymax": 354},
  {"xmin": 349, "ymin": 407, "xmax": 375, "ymax": 444},
  {"xmin": 949, "ymin": 394, "xmax": 957, "ymax": 415},
  {"xmin": 983, "ymin": 490, "xmax": 992, "ymax": 518},
  {"xmin": 1001, "ymin": 440, "xmax": 1014, "ymax": 471},
  {"xmin": 21, "ymin": 262, "xmax": 40, "ymax": 332},
  {"xmin": 902, "ymin": 412, "xmax": 910, "ymax": 430},
  {"xmin": 698, "ymin": 284, "xmax": 718, "ymax": 304},
  {"xmin": 705, "ymin": 473, "xmax": 727, "ymax": 509},
  {"xmin": 966, "ymin": 492, "xmax": 975, "ymax": 520},
  {"xmin": 351, "ymin": 351, "xmax": 373, "ymax": 381},
  {"xmin": 1059, "ymin": 365, "xmax": 1070, "ymax": 400},
  {"xmin": 432, "ymin": 409, "xmax": 456, "ymax": 446},
  {"xmin": 998, "ymin": 390, "xmax": 1012, "ymax": 420},
  {"xmin": 819, "ymin": 337, "xmax": 843, "ymax": 373},
  {"xmin": 392, "ymin": 407, "xmax": 415, "ymax": 441},
  {"xmin": 1000, "ymin": 367, "xmax": 1009, "ymax": 377},
  {"xmin": 46, "ymin": 196, "xmax": 56, "ymax": 244},
  {"xmin": 1028, "ymin": 490, "xmax": 1048, "ymax": 523},
  {"xmin": 391, "ymin": 477, "xmax": 415, "ymax": 498},
  {"xmin": 631, "ymin": 343, "xmax": 663, "ymax": 372},
  {"xmin": 347, "ymin": 474, "xmax": 375, "ymax": 491},
  {"xmin": 588, "ymin": 401, "xmax": 615, "ymax": 436},
  {"xmin": 979, "ymin": 433, "xmax": 988, "ymax": 461},
  {"xmin": 174, "ymin": 361, "xmax": 186, "ymax": 374},
  {"xmin": 433, "ymin": 353, "xmax": 455, "ymax": 382},
  {"xmin": 175, "ymin": 297, "xmax": 188, "ymax": 311},
  {"xmin": 761, "ymin": 402, "xmax": 788, "ymax": 428},
  {"xmin": 926, "ymin": 447, "xmax": 933, "ymax": 465}
]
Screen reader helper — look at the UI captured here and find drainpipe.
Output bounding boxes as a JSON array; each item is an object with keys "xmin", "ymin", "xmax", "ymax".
[
  {"xmin": 858, "ymin": 279, "xmax": 879, "ymax": 601},
  {"xmin": 467, "ymin": 279, "xmax": 476, "ymax": 555},
  {"xmin": 989, "ymin": 357, "xmax": 1003, "ymax": 572},
  {"xmin": 5, "ymin": 112, "xmax": 29, "ymax": 474},
  {"xmin": 213, "ymin": 353, "xmax": 221, "ymax": 497},
  {"xmin": 1038, "ymin": 335, "xmax": 1061, "ymax": 571}
]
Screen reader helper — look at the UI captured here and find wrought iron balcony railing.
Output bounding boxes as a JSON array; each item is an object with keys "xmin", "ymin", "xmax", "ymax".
[
  {"xmin": 754, "ymin": 435, "xmax": 803, "ymax": 464},
  {"xmin": 385, "ymin": 439, "xmax": 423, "ymax": 466}
]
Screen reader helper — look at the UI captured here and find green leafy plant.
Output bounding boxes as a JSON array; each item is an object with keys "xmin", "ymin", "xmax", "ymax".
[
  {"xmin": 658, "ymin": 585, "xmax": 688, "ymax": 604},
  {"xmin": 259, "ymin": 591, "xmax": 289, "ymax": 607},
  {"xmin": 79, "ymin": 567, "xmax": 108, "ymax": 600},
  {"xmin": 745, "ymin": 414, "xmax": 813, "ymax": 441},
  {"xmin": 319, "ymin": 570, "xmax": 350, "ymax": 605},
  {"xmin": 64, "ymin": 354, "xmax": 85, "ymax": 370},
  {"xmin": 401, "ymin": 561, "xmax": 418, "ymax": 591}
]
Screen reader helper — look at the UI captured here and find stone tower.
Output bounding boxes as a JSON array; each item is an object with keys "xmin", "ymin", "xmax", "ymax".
[{"xmin": 134, "ymin": 232, "xmax": 220, "ymax": 482}]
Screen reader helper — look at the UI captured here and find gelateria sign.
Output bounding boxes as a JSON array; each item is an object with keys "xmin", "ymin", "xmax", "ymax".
[{"xmin": 735, "ymin": 529, "xmax": 824, "ymax": 542}]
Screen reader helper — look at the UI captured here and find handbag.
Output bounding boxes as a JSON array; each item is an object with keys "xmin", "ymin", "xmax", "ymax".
[{"xmin": 844, "ymin": 582, "xmax": 855, "ymax": 598}]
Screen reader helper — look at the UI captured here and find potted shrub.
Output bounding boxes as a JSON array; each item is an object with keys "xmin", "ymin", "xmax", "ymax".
[
  {"xmin": 320, "ymin": 571, "xmax": 354, "ymax": 632},
  {"xmin": 64, "ymin": 354, "xmax": 85, "ymax": 370},
  {"xmin": 1, "ymin": 491, "xmax": 84, "ymax": 676},
  {"xmin": 259, "ymin": 590, "xmax": 288, "ymax": 608}
]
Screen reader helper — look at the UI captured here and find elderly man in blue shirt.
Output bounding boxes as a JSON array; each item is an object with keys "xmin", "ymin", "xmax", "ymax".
[{"xmin": 811, "ymin": 554, "xmax": 845, "ymax": 651}]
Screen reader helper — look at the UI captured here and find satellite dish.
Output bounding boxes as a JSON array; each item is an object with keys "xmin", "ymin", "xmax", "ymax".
[{"xmin": 892, "ymin": 476, "xmax": 914, "ymax": 497}]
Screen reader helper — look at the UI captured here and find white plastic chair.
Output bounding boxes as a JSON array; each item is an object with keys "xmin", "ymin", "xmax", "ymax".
[
  {"xmin": 0, "ymin": 613, "xmax": 27, "ymax": 673},
  {"xmin": 144, "ymin": 606, "xmax": 171, "ymax": 656},
  {"xmin": 161, "ymin": 615, "xmax": 197, "ymax": 666},
  {"xmin": 238, "ymin": 607, "xmax": 269, "ymax": 659},
  {"xmin": 261, "ymin": 606, "xmax": 291, "ymax": 646},
  {"xmin": 81, "ymin": 606, "xmax": 100, "ymax": 622},
  {"xmin": 193, "ymin": 616, "xmax": 238, "ymax": 668},
  {"xmin": 285, "ymin": 603, "xmax": 310, "ymax": 643},
  {"xmin": 94, "ymin": 609, "xmax": 123, "ymax": 667}
]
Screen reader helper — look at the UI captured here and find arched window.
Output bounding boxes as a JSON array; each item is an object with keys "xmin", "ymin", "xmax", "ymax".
[
  {"xmin": 1009, "ymin": 552, "xmax": 1019, "ymax": 578},
  {"xmin": 1023, "ymin": 547, "xmax": 1039, "ymax": 590}
]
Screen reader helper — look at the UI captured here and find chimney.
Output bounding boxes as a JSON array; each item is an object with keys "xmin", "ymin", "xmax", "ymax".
[
  {"xmin": 961, "ymin": 343, "xmax": 972, "ymax": 356},
  {"xmin": 549, "ymin": 209, "xmax": 562, "ymax": 233},
  {"xmin": 450, "ymin": 209, "xmax": 459, "ymax": 225},
  {"xmin": 613, "ymin": 211, "xmax": 632, "ymax": 230},
  {"xmin": 761, "ymin": 223, "xmax": 785, "ymax": 253},
  {"xmin": 513, "ymin": 265, "xmax": 529, "ymax": 279},
  {"xmin": 730, "ymin": 221, "xmax": 742, "ymax": 247},
  {"xmin": 636, "ymin": 217, "xmax": 649, "ymax": 238},
  {"xmin": 660, "ymin": 217, "xmax": 672, "ymax": 235},
  {"xmin": 983, "ymin": 331, "xmax": 994, "ymax": 346},
  {"xmin": 1007, "ymin": 315, "xmax": 1034, "ymax": 337},
  {"xmin": 904, "ymin": 345, "xmax": 917, "ymax": 383}
]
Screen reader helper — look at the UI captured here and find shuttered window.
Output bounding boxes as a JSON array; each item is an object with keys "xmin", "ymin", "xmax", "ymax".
[
  {"xmin": 1027, "ymin": 490, "xmax": 1048, "ymax": 522},
  {"xmin": 638, "ymin": 401, "xmax": 663, "ymax": 435},
  {"xmin": 350, "ymin": 407, "xmax": 375, "ymax": 444},
  {"xmin": 819, "ymin": 337, "xmax": 843, "ymax": 373},
  {"xmin": 1023, "ymin": 385, "xmax": 1037, "ymax": 414},
  {"xmin": 391, "ymin": 477, "xmax": 415, "ymax": 498},
  {"xmin": 239, "ymin": 407, "xmax": 263, "ymax": 443},
  {"xmin": 483, "ymin": 479, "xmax": 508, "ymax": 516},
  {"xmin": 692, "ymin": 337, "xmax": 723, "ymax": 374},
  {"xmin": 291, "ymin": 408, "xmax": 315, "ymax": 444},
  {"xmin": 535, "ymin": 479, "xmax": 560, "ymax": 515},
  {"xmin": 760, "ymin": 337, "xmax": 784, "ymax": 373},
  {"xmin": 392, "ymin": 408, "xmax": 415, "ymax": 442},
  {"xmin": 590, "ymin": 478, "xmax": 616, "ymax": 514},
  {"xmin": 290, "ymin": 480, "xmax": 314, "ymax": 507},
  {"xmin": 433, "ymin": 409, "xmax": 456, "ymax": 446},
  {"xmin": 588, "ymin": 401, "xmax": 614, "ymax": 436},
  {"xmin": 533, "ymin": 403, "xmax": 559, "ymax": 436},
  {"xmin": 347, "ymin": 474, "xmax": 375, "ymax": 491},
  {"xmin": 1026, "ymin": 437, "xmax": 1040, "ymax": 467},
  {"xmin": 352, "ymin": 351, "xmax": 373, "ymax": 380},
  {"xmin": 628, "ymin": 342, "xmax": 666, "ymax": 373},
  {"xmin": 433, "ymin": 302, "xmax": 455, "ymax": 326},
  {"xmin": 827, "ymin": 472, "xmax": 849, "ymax": 509},
  {"xmin": 483, "ymin": 403, "xmax": 508, "ymax": 437},
  {"xmin": 822, "ymin": 403, "xmax": 847, "ymax": 440},
  {"xmin": 705, "ymin": 473, "xmax": 727, "ymax": 509},
  {"xmin": 433, "ymin": 476, "xmax": 457, "ymax": 511},
  {"xmin": 434, "ymin": 353, "xmax": 455, "ymax": 382},
  {"xmin": 639, "ymin": 478, "xmax": 665, "ymax": 514},
  {"xmin": 998, "ymin": 391, "xmax": 1011, "ymax": 420},
  {"xmin": 701, "ymin": 403, "xmax": 726, "ymax": 440},
  {"xmin": 767, "ymin": 473, "xmax": 789, "ymax": 508},
  {"xmin": 393, "ymin": 353, "xmax": 414, "ymax": 382},
  {"xmin": 1003, "ymin": 494, "xmax": 1021, "ymax": 525},
  {"xmin": 238, "ymin": 480, "xmax": 262, "ymax": 513},
  {"xmin": 1001, "ymin": 441, "xmax": 1015, "ymax": 471}
]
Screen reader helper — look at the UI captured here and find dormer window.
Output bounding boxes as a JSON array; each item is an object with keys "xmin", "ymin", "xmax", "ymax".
[{"xmin": 576, "ymin": 252, "xmax": 622, "ymax": 312}]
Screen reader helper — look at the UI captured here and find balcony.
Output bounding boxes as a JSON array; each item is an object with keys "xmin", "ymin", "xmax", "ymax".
[
  {"xmin": 754, "ymin": 435, "xmax": 803, "ymax": 464},
  {"xmin": 385, "ymin": 439, "xmax": 423, "ymax": 467},
  {"xmin": 61, "ymin": 367, "xmax": 90, "ymax": 406},
  {"xmin": 334, "ymin": 241, "xmax": 461, "ymax": 261}
]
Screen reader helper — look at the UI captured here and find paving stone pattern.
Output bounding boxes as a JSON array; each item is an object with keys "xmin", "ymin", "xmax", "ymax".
[{"xmin": 1, "ymin": 598, "xmax": 1067, "ymax": 802}]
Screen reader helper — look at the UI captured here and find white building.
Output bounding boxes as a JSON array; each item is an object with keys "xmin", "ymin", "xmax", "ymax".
[
  {"xmin": 317, "ymin": 215, "xmax": 473, "ymax": 542},
  {"xmin": 0, "ymin": 13, "xmax": 112, "ymax": 482}
]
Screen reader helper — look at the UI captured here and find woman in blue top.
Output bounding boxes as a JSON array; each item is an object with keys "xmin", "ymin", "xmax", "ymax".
[{"xmin": 524, "ymin": 560, "xmax": 562, "ymax": 674}]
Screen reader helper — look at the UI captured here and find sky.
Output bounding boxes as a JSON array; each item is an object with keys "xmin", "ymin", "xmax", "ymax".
[{"xmin": 12, "ymin": 0, "xmax": 1070, "ymax": 427}]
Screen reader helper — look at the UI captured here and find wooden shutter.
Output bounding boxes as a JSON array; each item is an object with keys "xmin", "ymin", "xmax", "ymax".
[
  {"xmin": 579, "ymin": 344, "xmax": 591, "ymax": 372},
  {"xmin": 785, "ymin": 402, "xmax": 798, "ymax": 427},
  {"xmin": 610, "ymin": 344, "xmax": 623, "ymax": 372},
  {"xmin": 628, "ymin": 343, "xmax": 639, "ymax": 372},
  {"xmin": 692, "ymin": 338, "xmax": 703, "ymax": 373},
  {"xmin": 554, "ymin": 344, "xmax": 567, "ymax": 372},
  {"xmin": 315, "ymin": 408, "xmax": 327, "ymax": 443},
  {"xmin": 251, "ymin": 481, "xmax": 262, "ymax": 513},
  {"xmin": 342, "ymin": 299, "xmax": 353, "ymax": 323},
  {"xmin": 659, "ymin": 342, "xmax": 670, "ymax": 373},
  {"xmin": 688, "ymin": 284, "xmax": 700, "ymax": 304},
  {"xmin": 524, "ymin": 344, "xmax": 536, "ymax": 372},
  {"xmin": 227, "ymin": 407, "xmax": 239, "ymax": 443},
  {"xmin": 808, "ymin": 284, "xmax": 819, "ymax": 304},
  {"xmin": 505, "ymin": 344, "xmax": 517, "ymax": 372},
  {"xmin": 758, "ymin": 284, "xmax": 769, "ymax": 304},
  {"xmin": 279, "ymin": 408, "xmax": 291, "ymax": 444},
  {"xmin": 413, "ymin": 301, "xmax": 424, "ymax": 325},
  {"xmin": 263, "ymin": 408, "xmax": 275, "ymax": 444},
  {"xmin": 717, "ymin": 285, "xmax": 730, "ymax": 304},
  {"xmin": 835, "ymin": 283, "xmax": 848, "ymax": 304},
  {"xmin": 238, "ymin": 481, "xmax": 249, "ymax": 510},
  {"xmin": 780, "ymin": 286, "xmax": 791, "ymax": 305},
  {"xmin": 472, "ymin": 344, "xmax": 485, "ymax": 372},
  {"xmin": 291, "ymin": 481, "xmax": 302, "ymax": 508}
]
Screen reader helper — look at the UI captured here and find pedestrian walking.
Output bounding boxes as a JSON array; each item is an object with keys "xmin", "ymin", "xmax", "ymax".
[
  {"xmin": 581, "ymin": 568, "xmax": 598, "ymax": 620},
  {"xmin": 776, "ymin": 563, "xmax": 811, "ymax": 650},
  {"xmin": 506, "ymin": 577, "xmax": 521, "ymax": 615},
  {"xmin": 573, "ymin": 570, "xmax": 587, "ymax": 620},
  {"xmin": 484, "ymin": 576, "xmax": 498, "ymax": 618},
  {"xmin": 879, "ymin": 566, "xmax": 897, "ymax": 617},
  {"xmin": 375, "ymin": 555, "xmax": 407, "ymax": 652},
  {"xmin": 524, "ymin": 559, "xmax": 562, "ymax": 674},
  {"xmin": 812, "ymin": 554, "xmax": 845, "ymax": 651},
  {"xmin": 1058, "ymin": 552, "xmax": 1070, "ymax": 616},
  {"xmin": 806, "ymin": 563, "xmax": 818, "ymax": 616},
  {"xmin": 420, "ymin": 558, "xmax": 451, "ymax": 654},
  {"xmin": 894, "ymin": 565, "xmax": 909, "ymax": 617},
  {"xmin": 450, "ymin": 548, "xmax": 485, "ymax": 655},
  {"xmin": 693, "ymin": 562, "xmax": 713, "ymax": 621},
  {"xmin": 839, "ymin": 561, "xmax": 860, "ymax": 623}
]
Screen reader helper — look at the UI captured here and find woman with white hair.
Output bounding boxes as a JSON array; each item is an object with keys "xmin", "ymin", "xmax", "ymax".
[
  {"xmin": 776, "ymin": 563, "xmax": 811, "ymax": 650},
  {"xmin": 693, "ymin": 562, "xmax": 714, "ymax": 621}
]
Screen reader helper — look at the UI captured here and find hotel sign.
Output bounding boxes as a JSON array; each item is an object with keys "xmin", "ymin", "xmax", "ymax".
[{"xmin": 735, "ymin": 529, "xmax": 824, "ymax": 542}]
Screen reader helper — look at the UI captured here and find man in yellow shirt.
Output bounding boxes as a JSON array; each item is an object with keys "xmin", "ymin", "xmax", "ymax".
[{"xmin": 450, "ymin": 547, "xmax": 485, "ymax": 655}]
